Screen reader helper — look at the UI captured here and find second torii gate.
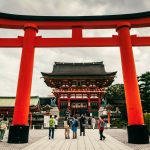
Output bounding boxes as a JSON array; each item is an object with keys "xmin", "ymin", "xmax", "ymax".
[{"xmin": 0, "ymin": 11, "xmax": 150, "ymax": 144}]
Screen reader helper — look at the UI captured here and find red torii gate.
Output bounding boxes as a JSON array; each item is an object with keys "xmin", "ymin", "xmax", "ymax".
[{"xmin": 0, "ymin": 11, "xmax": 149, "ymax": 144}]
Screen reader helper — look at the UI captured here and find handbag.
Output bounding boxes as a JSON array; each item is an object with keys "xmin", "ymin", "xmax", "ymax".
[
  {"xmin": 0, "ymin": 122, "xmax": 7, "ymax": 130},
  {"xmin": 82, "ymin": 124, "xmax": 86, "ymax": 127},
  {"xmin": 64, "ymin": 121, "xmax": 69, "ymax": 129}
]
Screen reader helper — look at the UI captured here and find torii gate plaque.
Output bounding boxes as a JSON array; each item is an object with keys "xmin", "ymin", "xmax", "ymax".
[{"xmin": 0, "ymin": 11, "xmax": 149, "ymax": 144}]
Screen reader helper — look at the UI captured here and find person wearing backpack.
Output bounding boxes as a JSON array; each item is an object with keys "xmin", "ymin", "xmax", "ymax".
[
  {"xmin": 98, "ymin": 116, "xmax": 106, "ymax": 140},
  {"xmin": 0, "ymin": 116, "xmax": 7, "ymax": 141},
  {"xmin": 49, "ymin": 115, "xmax": 55, "ymax": 139},
  {"xmin": 71, "ymin": 116, "xmax": 78, "ymax": 139}
]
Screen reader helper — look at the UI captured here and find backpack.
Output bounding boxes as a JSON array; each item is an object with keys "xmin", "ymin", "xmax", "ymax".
[
  {"xmin": 100, "ymin": 121, "xmax": 105, "ymax": 128},
  {"xmin": 49, "ymin": 118, "xmax": 54, "ymax": 127},
  {"xmin": 75, "ymin": 120, "xmax": 78, "ymax": 127}
]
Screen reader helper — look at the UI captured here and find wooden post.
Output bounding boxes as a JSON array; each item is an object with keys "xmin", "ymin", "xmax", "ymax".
[
  {"xmin": 117, "ymin": 22, "xmax": 149, "ymax": 144},
  {"xmin": 8, "ymin": 24, "xmax": 37, "ymax": 143}
]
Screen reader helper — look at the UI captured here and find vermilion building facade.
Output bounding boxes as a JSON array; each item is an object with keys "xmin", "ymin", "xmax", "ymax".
[{"xmin": 41, "ymin": 62, "xmax": 116, "ymax": 117}]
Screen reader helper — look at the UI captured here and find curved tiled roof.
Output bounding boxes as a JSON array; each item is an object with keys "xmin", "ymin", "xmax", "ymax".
[
  {"xmin": 42, "ymin": 62, "xmax": 116, "ymax": 76},
  {"xmin": 0, "ymin": 96, "xmax": 39, "ymax": 107}
]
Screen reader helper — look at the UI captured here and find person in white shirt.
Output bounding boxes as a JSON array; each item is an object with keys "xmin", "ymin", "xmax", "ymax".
[
  {"xmin": 54, "ymin": 115, "xmax": 58, "ymax": 129},
  {"xmin": 91, "ymin": 117, "xmax": 96, "ymax": 130}
]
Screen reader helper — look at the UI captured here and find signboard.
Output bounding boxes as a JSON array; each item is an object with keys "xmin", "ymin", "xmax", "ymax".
[{"xmin": 44, "ymin": 115, "xmax": 50, "ymax": 128}]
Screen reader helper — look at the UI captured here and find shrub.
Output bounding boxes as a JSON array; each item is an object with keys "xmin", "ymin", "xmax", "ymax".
[
  {"xmin": 111, "ymin": 119, "xmax": 127, "ymax": 128},
  {"xmin": 144, "ymin": 113, "xmax": 150, "ymax": 134}
]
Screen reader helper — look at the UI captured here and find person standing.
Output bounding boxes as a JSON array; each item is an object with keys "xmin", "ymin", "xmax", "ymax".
[
  {"xmin": 98, "ymin": 116, "xmax": 106, "ymax": 140},
  {"xmin": 79, "ymin": 115, "xmax": 86, "ymax": 136},
  {"xmin": 91, "ymin": 117, "xmax": 96, "ymax": 130},
  {"xmin": 65, "ymin": 108, "xmax": 70, "ymax": 118},
  {"xmin": 0, "ymin": 116, "xmax": 7, "ymax": 141},
  {"xmin": 49, "ymin": 115, "xmax": 55, "ymax": 139},
  {"xmin": 71, "ymin": 116, "xmax": 78, "ymax": 139},
  {"xmin": 64, "ymin": 117, "xmax": 70, "ymax": 139},
  {"xmin": 88, "ymin": 117, "xmax": 91, "ymax": 129},
  {"xmin": 54, "ymin": 115, "xmax": 58, "ymax": 129}
]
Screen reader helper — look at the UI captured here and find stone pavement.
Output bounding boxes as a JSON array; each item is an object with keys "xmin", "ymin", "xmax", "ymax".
[{"xmin": 0, "ymin": 129, "xmax": 149, "ymax": 150}]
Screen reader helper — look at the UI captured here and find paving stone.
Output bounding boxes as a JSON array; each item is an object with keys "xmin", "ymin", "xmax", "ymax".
[{"xmin": 0, "ymin": 129, "xmax": 149, "ymax": 150}]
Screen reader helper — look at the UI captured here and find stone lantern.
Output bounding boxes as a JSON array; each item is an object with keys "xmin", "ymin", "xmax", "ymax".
[{"xmin": 106, "ymin": 104, "xmax": 113, "ymax": 127}]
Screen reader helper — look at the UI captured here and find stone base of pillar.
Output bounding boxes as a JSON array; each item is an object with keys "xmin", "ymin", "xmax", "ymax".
[
  {"xmin": 8, "ymin": 125, "xmax": 29, "ymax": 143},
  {"xmin": 127, "ymin": 125, "xmax": 149, "ymax": 144}
]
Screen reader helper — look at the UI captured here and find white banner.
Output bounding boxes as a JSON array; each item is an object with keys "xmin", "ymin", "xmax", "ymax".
[{"xmin": 44, "ymin": 115, "xmax": 50, "ymax": 128}]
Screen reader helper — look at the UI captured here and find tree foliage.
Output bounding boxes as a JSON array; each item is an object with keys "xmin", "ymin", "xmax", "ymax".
[
  {"xmin": 105, "ymin": 84, "xmax": 125, "ymax": 100},
  {"xmin": 138, "ymin": 72, "xmax": 150, "ymax": 113},
  {"xmin": 105, "ymin": 84, "xmax": 127, "ymax": 121}
]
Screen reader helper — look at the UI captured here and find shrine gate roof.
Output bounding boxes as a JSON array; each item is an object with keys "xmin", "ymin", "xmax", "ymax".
[
  {"xmin": 0, "ymin": 96, "xmax": 39, "ymax": 107},
  {"xmin": 41, "ymin": 62, "xmax": 117, "ymax": 77}
]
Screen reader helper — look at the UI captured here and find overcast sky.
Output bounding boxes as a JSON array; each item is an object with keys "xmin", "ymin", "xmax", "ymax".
[{"xmin": 0, "ymin": 0, "xmax": 150, "ymax": 97}]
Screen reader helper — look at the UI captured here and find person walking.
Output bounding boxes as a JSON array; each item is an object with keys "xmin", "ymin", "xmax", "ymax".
[
  {"xmin": 71, "ymin": 116, "xmax": 78, "ymax": 139},
  {"xmin": 0, "ymin": 116, "xmax": 7, "ymax": 141},
  {"xmin": 91, "ymin": 117, "xmax": 96, "ymax": 130},
  {"xmin": 79, "ymin": 115, "xmax": 86, "ymax": 136},
  {"xmin": 49, "ymin": 115, "xmax": 55, "ymax": 139},
  {"xmin": 88, "ymin": 117, "xmax": 91, "ymax": 129},
  {"xmin": 64, "ymin": 117, "xmax": 70, "ymax": 139},
  {"xmin": 98, "ymin": 116, "xmax": 106, "ymax": 140}
]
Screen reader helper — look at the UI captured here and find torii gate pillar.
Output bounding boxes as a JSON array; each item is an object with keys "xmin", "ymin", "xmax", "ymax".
[
  {"xmin": 117, "ymin": 23, "xmax": 149, "ymax": 144},
  {"xmin": 8, "ymin": 24, "xmax": 38, "ymax": 143}
]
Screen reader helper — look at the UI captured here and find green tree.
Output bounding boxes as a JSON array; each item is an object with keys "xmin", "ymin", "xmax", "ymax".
[
  {"xmin": 105, "ymin": 84, "xmax": 127, "ymax": 121},
  {"xmin": 138, "ymin": 72, "xmax": 150, "ymax": 113},
  {"xmin": 105, "ymin": 84, "xmax": 125, "ymax": 100}
]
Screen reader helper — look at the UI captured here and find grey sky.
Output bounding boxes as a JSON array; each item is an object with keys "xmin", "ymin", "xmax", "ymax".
[{"xmin": 0, "ymin": 0, "xmax": 150, "ymax": 96}]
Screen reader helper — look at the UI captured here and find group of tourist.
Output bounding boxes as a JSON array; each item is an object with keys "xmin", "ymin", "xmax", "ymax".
[
  {"xmin": 48, "ymin": 114, "xmax": 106, "ymax": 141},
  {"xmin": 0, "ymin": 114, "xmax": 106, "ymax": 142}
]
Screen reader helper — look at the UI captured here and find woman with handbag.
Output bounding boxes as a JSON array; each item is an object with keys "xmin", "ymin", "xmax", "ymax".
[
  {"xmin": 98, "ymin": 116, "xmax": 106, "ymax": 140},
  {"xmin": 64, "ymin": 117, "xmax": 70, "ymax": 139}
]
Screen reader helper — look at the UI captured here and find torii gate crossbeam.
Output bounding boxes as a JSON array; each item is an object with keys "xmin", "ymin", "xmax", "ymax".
[
  {"xmin": 0, "ymin": 11, "xmax": 149, "ymax": 144},
  {"xmin": 0, "ymin": 35, "xmax": 150, "ymax": 47}
]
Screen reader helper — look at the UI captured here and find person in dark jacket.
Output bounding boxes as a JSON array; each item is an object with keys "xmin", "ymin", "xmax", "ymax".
[
  {"xmin": 79, "ymin": 115, "xmax": 86, "ymax": 136},
  {"xmin": 88, "ymin": 117, "xmax": 92, "ymax": 129}
]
